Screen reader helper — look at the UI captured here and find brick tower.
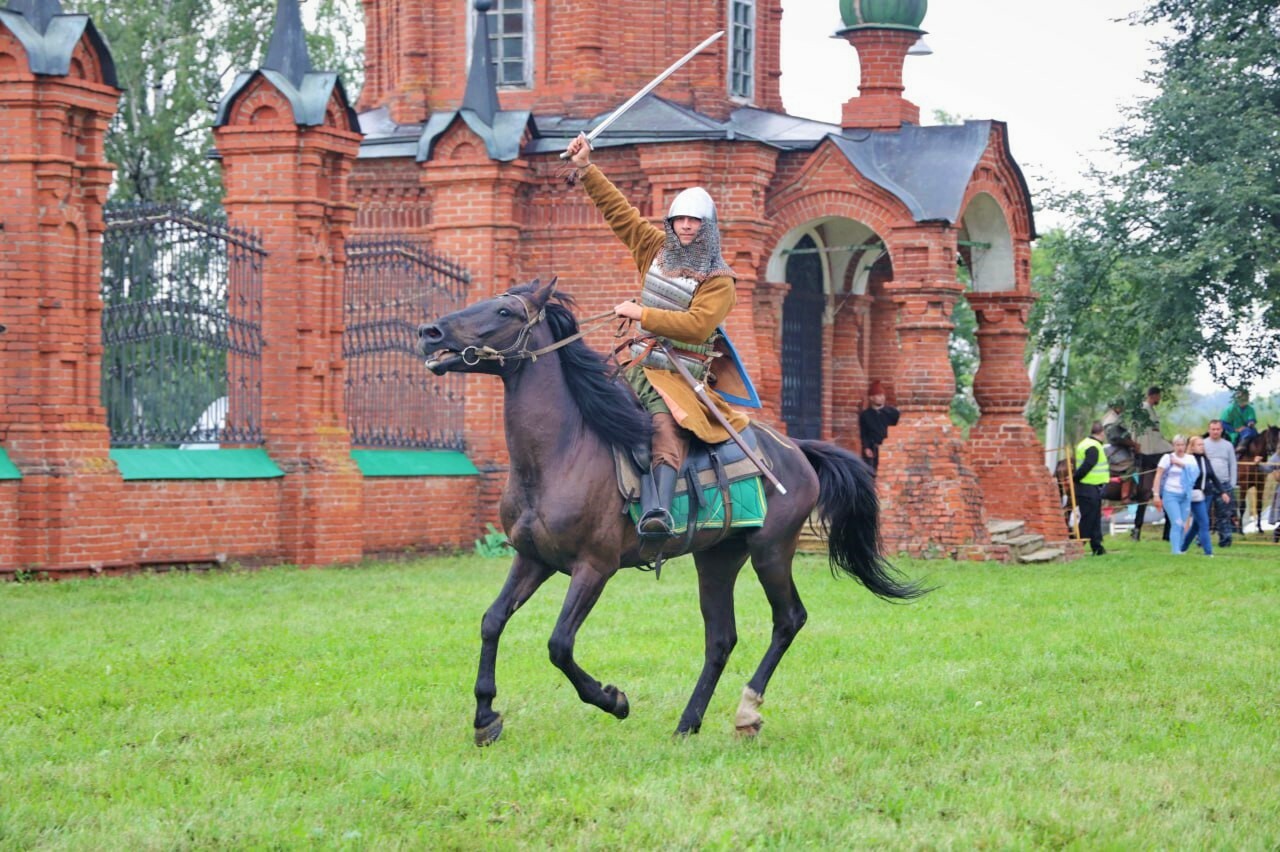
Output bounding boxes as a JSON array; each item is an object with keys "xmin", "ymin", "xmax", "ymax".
[
  {"xmin": 213, "ymin": 0, "xmax": 366, "ymax": 566},
  {"xmin": 0, "ymin": 0, "xmax": 127, "ymax": 573},
  {"xmin": 350, "ymin": 0, "xmax": 1069, "ymax": 560}
]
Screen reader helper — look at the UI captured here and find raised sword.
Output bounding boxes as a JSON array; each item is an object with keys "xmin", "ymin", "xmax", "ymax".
[{"xmin": 559, "ymin": 30, "xmax": 725, "ymax": 159}]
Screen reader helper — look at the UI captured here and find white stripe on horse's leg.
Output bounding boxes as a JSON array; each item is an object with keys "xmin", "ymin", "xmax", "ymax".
[{"xmin": 734, "ymin": 685, "xmax": 764, "ymax": 734}]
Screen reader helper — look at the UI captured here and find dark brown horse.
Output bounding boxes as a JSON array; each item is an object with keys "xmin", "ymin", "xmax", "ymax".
[
  {"xmin": 418, "ymin": 279, "xmax": 924, "ymax": 745},
  {"xmin": 1235, "ymin": 425, "xmax": 1280, "ymax": 536}
]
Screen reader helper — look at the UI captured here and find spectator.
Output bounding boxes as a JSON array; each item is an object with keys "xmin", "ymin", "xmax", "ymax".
[
  {"xmin": 1073, "ymin": 421, "xmax": 1110, "ymax": 556},
  {"xmin": 1203, "ymin": 420, "xmax": 1236, "ymax": 547},
  {"xmin": 1220, "ymin": 389, "xmax": 1258, "ymax": 446},
  {"xmin": 1261, "ymin": 448, "xmax": 1280, "ymax": 543},
  {"xmin": 1136, "ymin": 385, "xmax": 1174, "ymax": 541},
  {"xmin": 1101, "ymin": 397, "xmax": 1138, "ymax": 501},
  {"xmin": 1152, "ymin": 434, "xmax": 1197, "ymax": 556},
  {"xmin": 858, "ymin": 380, "xmax": 899, "ymax": 475},
  {"xmin": 1181, "ymin": 435, "xmax": 1224, "ymax": 556}
]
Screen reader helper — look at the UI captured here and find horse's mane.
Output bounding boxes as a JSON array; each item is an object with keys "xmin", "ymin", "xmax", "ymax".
[{"xmin": 512, "ymin": 283, "xmax": 651, "ymax": 450}]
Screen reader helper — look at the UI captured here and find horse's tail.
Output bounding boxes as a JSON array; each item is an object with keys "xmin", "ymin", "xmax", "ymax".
[{"xmin": 797, "ymin": 439, "xmax": 928, "ymax": 601}]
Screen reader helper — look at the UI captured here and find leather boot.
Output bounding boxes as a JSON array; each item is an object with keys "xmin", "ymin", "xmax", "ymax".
[{"xmin": 638, "ymin": 463, "xmax": 678, "ymax": 537}]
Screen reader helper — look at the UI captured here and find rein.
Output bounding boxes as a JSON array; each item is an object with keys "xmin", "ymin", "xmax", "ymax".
[{"xmin": 459, "ymin": 292, "xmax": 620, "ymax": 367}]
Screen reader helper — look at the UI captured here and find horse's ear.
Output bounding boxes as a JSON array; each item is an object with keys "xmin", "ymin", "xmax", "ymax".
[{"xmin": 532, "ymin": 276, "xmax": 558, "ymax": 308}]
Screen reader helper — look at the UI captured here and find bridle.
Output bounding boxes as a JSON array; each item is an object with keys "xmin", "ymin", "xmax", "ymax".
[{"xmin": 456, "ymin": 291, "xmax": 621, "ymax": 367}]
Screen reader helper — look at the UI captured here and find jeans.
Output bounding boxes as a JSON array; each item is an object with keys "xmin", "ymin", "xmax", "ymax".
[
  {"xmin": 1182, "ymin": 498, "xmax": 1214, "ymax": 555},
  {"xmin": 1209, "ymin": 487, "xmax": 1234, "ymax": 543},
  {"xmin": 1163, "ymin": 488, "xmax": 1192, "ymax": 555}
]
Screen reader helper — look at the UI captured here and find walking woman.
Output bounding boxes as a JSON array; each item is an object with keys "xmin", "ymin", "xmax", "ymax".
[
  {"xmin": 1181, "ymin": 435, "xmax": 1224, "ymax": 555},
  {"xmin": 1152, "ymin": 435, "xmax": 1197, "ymax": 555}
]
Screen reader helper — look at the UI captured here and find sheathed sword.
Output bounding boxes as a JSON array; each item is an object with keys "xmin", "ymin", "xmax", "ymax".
[
  {"xmin": 655, "ymin": 340, "xmax": 787, "ymax": 495},
  {"xmin": 559, "ymin": 31, "xmax": 725, "ymax": 159}
]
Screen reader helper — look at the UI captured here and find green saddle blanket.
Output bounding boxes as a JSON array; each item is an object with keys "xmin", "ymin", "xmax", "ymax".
[{"xmin": 627, "ymin": 474, "xmax": 767, "ymax": 535}]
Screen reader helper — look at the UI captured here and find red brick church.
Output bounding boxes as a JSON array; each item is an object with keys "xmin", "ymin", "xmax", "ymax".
[
  {"xmin": 349, "ymin": 0, "xmax": 1066, "ymax": 557},
  {"xmin": 0, "ymin": 0, "xmax": 1067, "ymax": 574}
]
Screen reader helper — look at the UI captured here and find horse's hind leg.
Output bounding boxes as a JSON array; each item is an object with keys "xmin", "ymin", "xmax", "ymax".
[
  {"xmin": 474, "ymin": 554, "xmax": 557, "ymax": 746},
  {"xmin": 736, "ymin": 540, "xmax": 808, "ymax": 736},
  {"xmin": 547, "ymin": 560, "xmax": 630, "ymax": 719},
  {"xmin": 675, "ymin": 541, "xmax": 750, "ymax": 736}
]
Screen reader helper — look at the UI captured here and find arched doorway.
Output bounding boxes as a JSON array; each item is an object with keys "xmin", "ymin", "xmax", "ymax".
[{"xmin": 781, "ymin": 234, "xmax": 824, "ymax": 439}]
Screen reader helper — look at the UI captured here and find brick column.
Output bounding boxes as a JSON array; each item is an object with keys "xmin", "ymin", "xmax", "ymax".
[
  {"xmin": 875, "ymin": 227, "xmax": 988, "ymax": 557},
  {"xmin": 213, "ymin": 80, "xmax": 364, "ymax": 567},
  {"xmin": 839, "ymin": 28, "xmax": 921, "ymax": 130},
  {"xmin": 751, "ymin": 279, "xmax": 789, "ymax": 424},
  {"xmin": 0, "ymin": 24, "xmax": 126, "ymax": 574},
  {"xmin": 966, "ymin": 292, "xmax": 1066, "ymax": 541},
  {"xmin": 419, "ymin": 135, "xmax": 534, "ymax": 521}
]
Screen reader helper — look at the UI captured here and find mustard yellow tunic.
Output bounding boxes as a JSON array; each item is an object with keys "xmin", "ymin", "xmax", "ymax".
[{"xmin": 581, "ymin": 164, "xmax": 750, "ymax": 444}]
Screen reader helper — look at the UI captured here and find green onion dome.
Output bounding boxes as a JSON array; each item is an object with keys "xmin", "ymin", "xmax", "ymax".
[{"xmin": 838, "ymin": 0, "xmax": 927, "ymax": 31}]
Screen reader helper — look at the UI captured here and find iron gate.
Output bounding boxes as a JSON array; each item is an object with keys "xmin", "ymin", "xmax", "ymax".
[
  {"xmin": 343, "ymin": 236, "xmax": 470, "ymax": 449},
  {"xmin": 101, "ymin": 204, "xmax": 265, "ymax": 446},
  {"xmin": 781, "ymin": 235, "xmax": 825, "ymax": 440}
]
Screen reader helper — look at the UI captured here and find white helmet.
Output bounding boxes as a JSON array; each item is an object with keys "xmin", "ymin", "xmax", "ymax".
[{"xmin": 667, "ymin": 186, "xmax": 716, "ymax": 222}]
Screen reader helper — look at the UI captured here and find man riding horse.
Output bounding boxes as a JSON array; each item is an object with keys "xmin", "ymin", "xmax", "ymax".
[
  {"xmin": 1221, "ymin": 389, "xmax": 1258, "ymax": 448},
  {"xmin": 566, "ymin": 131, "xmax": 757, "ymax": 539},
  {"xmin": 1102, "ymin": 397, "xmax": 1139, "ymax": 502}
]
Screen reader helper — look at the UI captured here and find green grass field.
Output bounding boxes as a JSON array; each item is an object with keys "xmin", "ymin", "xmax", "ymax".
[{"xmin": 3, "ymin": 535, "xmax": 1278, "ymax": 849}]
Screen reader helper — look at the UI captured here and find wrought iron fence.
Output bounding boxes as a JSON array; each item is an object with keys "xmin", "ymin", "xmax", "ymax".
[
  {"xmin": 343, "ymin": 236, "xmax": 470, "ymax": 449},
  {"xmin": 101, "ymin": 204, "xmax": 265, "ymax": 446}
]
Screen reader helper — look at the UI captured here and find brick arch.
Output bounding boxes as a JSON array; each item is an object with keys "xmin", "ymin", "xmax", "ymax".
[
  {"xmin": 961, "ymin": 128, "xmax": 1034, "ymax": 242},
  {"xmin": 765, "ymin": 146, "xmax": 916, "ymax": 273},
  {"xmin": 323, "ymin": 91, "xmax": 355, "ymax": 131},
  {"xmin": 434, "ymin": 124, "xmax": 488, "ymax": 163},
  {"xmin": 68, "ymin": 35, "xmax": 106, "ymax": 86},
  {"xmin": 224, "ymin": 78, "xmax": 295, "ymax": 128},
  {"xmin": 958, "ymin": 192, "xmax": 1015, "ymax": 293},
  {"xmin": 0, "ymin": 29, "xmax": 30, "ymax": 78},
  {"xmin": 959, "ymin": 133, "xmax": 1035, "ymax": 296}
]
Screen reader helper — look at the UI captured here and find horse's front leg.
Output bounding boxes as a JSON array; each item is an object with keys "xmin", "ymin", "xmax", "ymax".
[
  {"xmin": 675, "ymin": 543, "xmax": 749, "ymax": 736},
  {"xmin": 474, "ymin": 554, "xmax": 557, "ymax": 746},
  {"xmin": 547, "ymin": 560, "xmax": 629, "ymax": 719}
]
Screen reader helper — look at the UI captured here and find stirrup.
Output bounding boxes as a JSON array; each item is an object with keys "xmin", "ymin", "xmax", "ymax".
[{"xmin": 637, "ymin": 508, "xmax": 675, "ymax": 537}]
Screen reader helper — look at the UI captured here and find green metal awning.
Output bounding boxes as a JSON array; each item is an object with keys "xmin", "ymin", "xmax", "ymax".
[
  {"xmin": 110, "ymin": 448, "xmax": 285, "ymax": 481},
  {"xmin": 0, "ymin": 447, "xmax": 22, "ymax": 480},
  {"xmin": 351, "ymin": 449, "xmax": 479, "ymax": 477}
]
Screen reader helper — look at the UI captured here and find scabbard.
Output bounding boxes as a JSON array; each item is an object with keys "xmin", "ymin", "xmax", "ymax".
[{"xmin": 656, "ymin": 341, "xmax": 787, "ymax": 495}]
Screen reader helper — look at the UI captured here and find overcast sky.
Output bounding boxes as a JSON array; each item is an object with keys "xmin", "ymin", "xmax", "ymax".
[{"xmin": 779, "ymin": 0, "xmax": 1161, "ymax": 226}]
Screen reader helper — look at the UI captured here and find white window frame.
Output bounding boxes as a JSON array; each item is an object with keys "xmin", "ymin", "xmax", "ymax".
[
  {"xmin": 728, "ymin": 0, "xmax": 756, "ymax": 102},
  {"xmin": 467, "ymin": 0, "xmax": 533, "ymax": 89}
]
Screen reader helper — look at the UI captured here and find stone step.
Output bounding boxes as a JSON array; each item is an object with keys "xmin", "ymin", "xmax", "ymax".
[
  {"xmin": 1018, "ymin": 547, "xmax": 1065, "ymax": 564},
  {"xmin": 1004, "ymin": 533, "xmax": 1046, "ymax": 556},
  {"xmin": 987, "ymin": 520, "xmax": 1025, "ymax": 542}
]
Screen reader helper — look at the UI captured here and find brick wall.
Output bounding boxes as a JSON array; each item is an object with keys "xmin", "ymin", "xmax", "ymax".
[{"xmin": 358, "ymin": 0, "xmax": 787, "ymax": 125}]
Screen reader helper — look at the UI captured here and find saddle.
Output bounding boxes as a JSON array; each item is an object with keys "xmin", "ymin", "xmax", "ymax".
[
  {"xmin": 613, "ymin": 425, "xmax": 768, "ymax": 550},
  {"xmin": 1105, "ymin": 443, "xmax": 1137, "ymax": 476}
]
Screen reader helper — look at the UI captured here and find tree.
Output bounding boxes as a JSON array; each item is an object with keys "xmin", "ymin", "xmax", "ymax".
[
  {"xmin": 82, "ymin": 0, "xmax": 363, "ymax": 212},
  {"xmin": 1035, "ymin": 1, "xmax": 1280, "ymax": 404}
]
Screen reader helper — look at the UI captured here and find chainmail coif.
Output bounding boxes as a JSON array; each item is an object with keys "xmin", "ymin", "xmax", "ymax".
[{"xmin": 658, "ymin": 217, "xmax": 736, "ymax": 283}]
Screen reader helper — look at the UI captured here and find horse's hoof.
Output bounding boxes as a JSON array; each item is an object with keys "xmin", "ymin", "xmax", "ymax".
[
  {"xmin": 604, "ymin": 684, "xmax": 629, "ymax": 720},
  {"xmin": 474, "ymin": 714, "xmax": 504, "ymax": 747},
  {"xmin": 734, "ymin": 720, "xmax": 763, "ymax": 738}
]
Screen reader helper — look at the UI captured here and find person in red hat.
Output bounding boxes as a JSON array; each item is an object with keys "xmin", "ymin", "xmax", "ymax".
[{"xmin": 858, "ymin": 380, "xmax": 899, "ymax": 474}]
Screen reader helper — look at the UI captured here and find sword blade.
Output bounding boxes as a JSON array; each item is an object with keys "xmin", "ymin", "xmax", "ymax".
[{"xmin": 559, "ymin": 31, "xmax": 725, "ymax": 159}]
